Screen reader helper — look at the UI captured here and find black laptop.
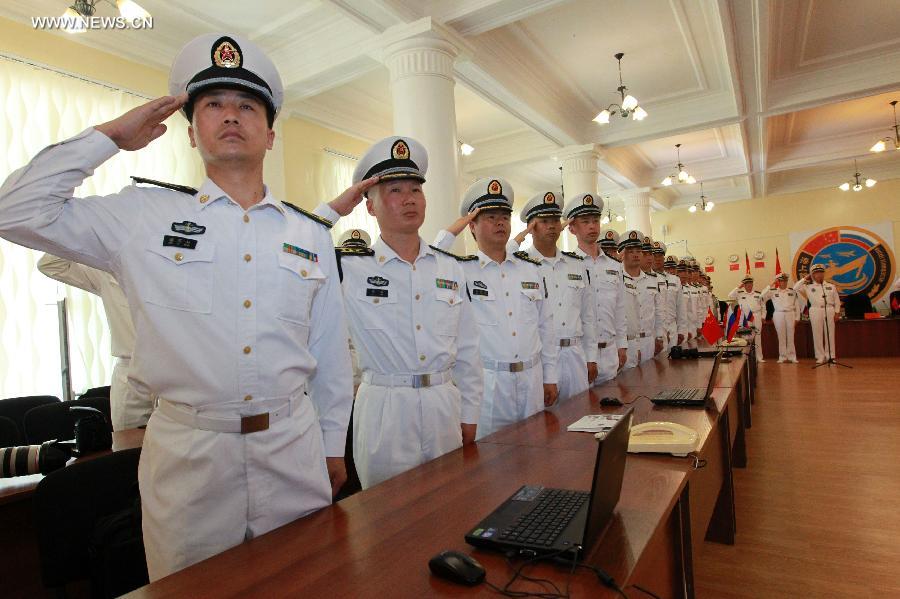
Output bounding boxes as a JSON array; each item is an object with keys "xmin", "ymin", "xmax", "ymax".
[
  {"xmin": 465, "ymin": 409, "xmax": 632, "ymax": 557},
  {"xmin": 651, "ymin": 351, "xmax": 721, "ymax": 407}
]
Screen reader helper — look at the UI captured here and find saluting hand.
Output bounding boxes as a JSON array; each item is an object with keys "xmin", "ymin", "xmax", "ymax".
[
  {"xmin": 95, "ymin": 93, "xmax": 187, "ymax": 151},
  {"xmin": 514, "ymin": 218, "xmax": 537, "ymax": 245},
  {"xmin": 328, "ymin": 176, "xmax": 380, "ymax": 216},
  {"xmin": 445, "ymin": 207, "xmax": 481, "ymax": 236}
]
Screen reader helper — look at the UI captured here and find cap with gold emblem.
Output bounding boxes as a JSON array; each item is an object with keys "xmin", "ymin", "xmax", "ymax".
[
  {"xmin": 169, "ymin": 33, "xmax": 283, "ymax": 125},
  {"xmin": 618, "ymin": 229, "xmax": 644, "ymax": 251},
  {"xmin": 640, "ymin": 235, "xmax": 654, "ymax": 252},
  {"xmin": 664, "ymin": 255, "xmax": 678, "ymax": 268},
  {"xmin": 810, "ymin": 263, "xmax": 826, "ymax": 274},
  {"xmin": 353, "ymin": 136, "xmax": 427, "ymax": 188},
  {"xmin": 599, "ymin": 229, "xmax": 620, "ymax": 248},
  {"xmin": 676, "ymin": 258, "xmax": 688, "ymax": 272},
  {"xmin": 776, "ymin": 272, "xmax": 788, "ymax": 280},
  {"xmin": 563, "ymin": 192, "xmax": 604, "ymax": 220},
  {"xmin": 338, "ymin": 228, "xmax": 372, "ymax": 249},
  {"xmin": 652, "ymin": 240, "xmax": 666, "ymax": 255},
  {"xmin": 460, "ymin": 177, "xmax": 513, "ymax": 216},
  {"xmin": 520, "ymin": 191, "xmax": 563, "ymax": 222}
]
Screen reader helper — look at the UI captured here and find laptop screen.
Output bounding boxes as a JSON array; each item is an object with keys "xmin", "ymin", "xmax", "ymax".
[
  {"xmin": 703, "ymin": 351, "xmax": 723, "ymax": 400},
  {"xmin": 580, "ymin": 409, "xmax": 633, "ymax": 552}
]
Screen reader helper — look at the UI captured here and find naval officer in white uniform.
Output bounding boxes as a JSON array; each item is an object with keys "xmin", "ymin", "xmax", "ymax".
[{"xmin": 794, "ymin": 264, "xmax": 842, "ymax": 364}]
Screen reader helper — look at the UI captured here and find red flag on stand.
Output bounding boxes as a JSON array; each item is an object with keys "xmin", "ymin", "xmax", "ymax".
[
  {"xmin": 774, "ymin": 248, "xmax": 783, "ymax": 277},
  {"xmin": 701, "ymin": 308, "xmax": 724, "ymax": 345},
  {"xmin": 744, "ymin": 251, "xmax": 751, "ymax": 278}
]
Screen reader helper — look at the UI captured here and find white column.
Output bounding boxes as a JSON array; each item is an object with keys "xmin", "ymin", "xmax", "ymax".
[
  {"xmin": 384, "ymin": 36, "xmax": 460, "ymax": 245},
  {"xmin": 558, "ymin": 144, "xmax": 602, "ymax": 200},
  {"xmin": 620, "ymin": 187, "xmax": 653, "ymax": 236}
]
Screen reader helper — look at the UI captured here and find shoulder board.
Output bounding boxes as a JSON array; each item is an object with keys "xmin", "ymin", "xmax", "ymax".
[
  {"xmin": 646, "ymin": 272, "xmax": 657, "ymax": 277},
  {"xmin": 130, "ymin": 176, "xmax": 197, "ymax": 196},
  {"xmin": 560, "ymin": 251, "xmax": 584, "ymax": 261},
  {"xmin": 513, "ymin": 251, "xmax": 542, "ymax": 266},
  {"xmin": 282, "ymin": 203, "xmax": 333, "ymax": 229},
  {"xmin": 335, "ymin": 247, "xmax": 374, "ymax": 257},
  {"xmin": 429, "ymin": 245, "xmax": 478, "ymax": 261}
]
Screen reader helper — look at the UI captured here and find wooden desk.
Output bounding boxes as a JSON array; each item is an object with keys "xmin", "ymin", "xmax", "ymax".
[
  {"xmin": 0, "ymin": 429, "xmax": 144, "ymax": 599},
  {"xmin": 761, "ymin": 318, "xmax": 900, "ymax": 359}
]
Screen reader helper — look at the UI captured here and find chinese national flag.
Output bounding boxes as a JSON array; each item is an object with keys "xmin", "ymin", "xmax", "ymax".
[{"xmin": 701, "ymin": 308, "xmax": 724, "ymax": 345}]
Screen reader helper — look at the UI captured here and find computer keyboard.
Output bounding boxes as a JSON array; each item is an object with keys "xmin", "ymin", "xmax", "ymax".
[
  {"xmin": 656, "ymin": 388, "xmax": 700, "ymax": 400},
  {"xmin": 498, "ymin": 489, "xmax": 589, "ymax": 546}
]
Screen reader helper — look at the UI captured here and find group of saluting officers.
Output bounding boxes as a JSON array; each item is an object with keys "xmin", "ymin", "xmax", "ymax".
[{"xmin": 0, "ymin": 32, "xmax": 835, "ymax": 583}]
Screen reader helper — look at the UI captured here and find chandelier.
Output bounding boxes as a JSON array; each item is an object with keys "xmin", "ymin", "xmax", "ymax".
[
  {"xmin": 688, "ymin": 182, "xmax": 714, "ymax": 213},
  {"xmin": 600, "ymin": 208, "xmax": 624, "ymax": 225},
  {"xmin": 592, "ymin": 53, "xmax": 647, "ymax": 125},
  {"xmin": 660, "ymin": 143, "xmax": 696, "ymax": 186},
  {"xmin": 838, "ymin": 159, "xmax": 876, "ymax": 191},
  {"xmin": 869, "ymin": 100, "xmax": 899, "ymax": 153}
]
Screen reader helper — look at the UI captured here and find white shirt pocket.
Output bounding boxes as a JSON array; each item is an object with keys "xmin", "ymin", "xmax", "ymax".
[
  {"xmin": 143, "ymin": 239, "xmax": 215, "ymax": 313},
  {"xmin": 434, "ymin": 288, "xmax": 462, "ymax": 336},
  {"xmin": 277, "ymin": 251, "xmax": 325, "ymax": 326},
  {"xmin": 357, "ymin": 284, "xmax": 397, "ymax": 329}
]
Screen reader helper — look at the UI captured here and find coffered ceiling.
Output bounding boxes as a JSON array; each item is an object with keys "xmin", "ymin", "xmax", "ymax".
[{"xmin": 3, "ymin": 0, "xmax": 899, "ymax": 213}]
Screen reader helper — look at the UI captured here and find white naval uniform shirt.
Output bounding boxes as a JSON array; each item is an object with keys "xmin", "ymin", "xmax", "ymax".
[
  {"xmin": 338, "ymin": 237, "xmax": 482, "ymax": 423},
  {"xmin": 698, "ymin": 285, "xmax": 712, "ymax": 323},
  {"xmin": 0, "ymin": 128, "xmax": 353, "ymax": 455},
  {"xmin": 433, "ymin": 231, "xmax": 559, "ymax": 384},
  {"xmin": 679, "ymin": 283, "xmax": 695, "ymax": 335},
  {"xmin": 636, "ymin": 271, "xmax": 665, "ymax": 338},
  {"xmin": 728, "ymin": 287, "xmax": 765, "ymax": 323},
  {"xmin": 574, "ymin": 248, "xmax": 628, "ymax": 351},
  {"xmin": 762, "ymin": 286, "xmax": 802, "ymax": 313},
  {"xmin": 508, "ymin": 242, "xmax": 599, "ymax": 362},
  {"xmin": 621, "ymin": 272, "xmax": 641, "ymax": 340},
  {"xmin": 793, "ymin": 279, "xmax": 841, "ymax": 310},
  {"xmin": 37, "ymin": 253, "xmax": 135, "ymax": 359},
  {"xmin": 664, "ymin": 272, "xmax": 689, "ymax": 338}
]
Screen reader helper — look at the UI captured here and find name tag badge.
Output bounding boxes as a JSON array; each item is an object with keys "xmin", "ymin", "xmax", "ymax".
[
  {"xmin": 606, "ymin": 269, "xmax": 618, "ymax": 276},
  {"xmin": 521, "ymin": 281, "xmax": 540, "ymax": 290},
  {"xmin": 366, "ymin": 288, "xmax": 388, "ymax": 297},
  {"xmin": 567, "ymin": 274, "xmax": 583, "ymax": 281},
  {"xmin": 435, "ymin": 278, "xmax": 458, "ymax": 290},
  {"xmin": 163, "ymin": 235, "xmax": 197, "ymax": 249},
  {"xmin": 472, "ymin": 289, "xmax": 489, "ymax": 297},
  {"xmin": 283, "ymin": 243, "xmax": 318, "ymax": 262}
]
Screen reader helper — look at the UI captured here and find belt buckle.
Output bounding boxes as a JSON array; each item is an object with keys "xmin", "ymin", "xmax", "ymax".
[
  {"xmin": 509, "ymin": 362, "xmax": 524, "ymax": 372},
  {"xmin": 413, "ymin": 373, "xmax": 431, "ymax": 388},
  {"xmin": 598, "ymin": 342, "xmax": 607, "ymax": 349},
  {"xmin": 241, "ymin": 413, "xmax": 269, "ymax": 434},
  {"xmin": 560, "ymin": 339, "xmax": 571, "ymax": 347}
]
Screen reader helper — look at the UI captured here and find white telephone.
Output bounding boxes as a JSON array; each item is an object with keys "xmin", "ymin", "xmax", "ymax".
[{"xmin": 628, "ymin": 422, "xmax": 699, "ymax": 457}]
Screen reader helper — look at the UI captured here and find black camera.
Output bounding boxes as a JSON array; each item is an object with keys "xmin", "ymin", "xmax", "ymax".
[
  {"xmin": 668, "ymin": 345, "xmax": 699, "ymax": 360},
  {"xmin": 70, "ymin": 406, "xmax": 112, "ymax": 456}
]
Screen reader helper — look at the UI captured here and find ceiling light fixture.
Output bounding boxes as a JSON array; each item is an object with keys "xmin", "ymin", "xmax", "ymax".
[
  {"xmin": 838, "ymin": 159, "xmax": 876, "ymax": 191},
  {"xmin": 869, "ymin": 100, "xmax": 899, "ymax": 153},
  {"xmin": 660, "ymin": 143, "xmax": 696, "ymax": 186},
  {"xmin": 592, "ymin": 52, "xmax": 647, "ymax": 125},
  {"xmin": 61, "ymin": 0, "xmax": 151, "ymax": 34},
  {"xmin": 688, "ymin": 182, "xmax": 714, "ymax": 213},
  {"xmin": 458, "ymin": 142, "xmax": 474, "ymax": 156},
  {"xmin": 600, "ymin": 208, "xmax": 624, "ymax": 225}
]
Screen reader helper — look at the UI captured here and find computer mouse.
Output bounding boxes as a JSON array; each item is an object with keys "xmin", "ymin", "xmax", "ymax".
[
  {"xmin": 600, "ymin": 397, "xmax": 623, "ymax": 406},
  {"xmin": 428, "ymin": 550, "xmax": 486, "ymax": 586}
]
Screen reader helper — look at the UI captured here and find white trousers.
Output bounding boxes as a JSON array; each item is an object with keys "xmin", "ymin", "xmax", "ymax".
[
  {"xmin": 665, "ymin": 324, "xmax": 678, "ymax": 350},
  {"xmin": 772, "ymin": 311, "xmax": 797, "ymax": 361},
  {"xmin": 139, "ymin": 395, "xmax": 332, "ymax": 581},
  {"xmin": 809, "ymin": 306, "xmax": 837, "ymax": 362},
  {"xmin": 110, "ymin": 358, "xmax": 153, "ymax": 431},
  {"xmin": 556, "ymin": 345, "xmax": 589, "ymax": 402},
  {"xmin": 593, "ymin": 343, "xmax": 620, "ymax": 385},
  {"xmin": 638, "ymin": 336, "xmax": 655, "ymax": 363},
  {"xmin": 625, "ymin": 343, "xmax": 640, "ymax": 369},
  {"xmin": 476, "ymin": 364, "xmax": 544, "ymax": 441},
  {"xmin": 353, "ymin": 381, "xmax": 463, "ymax": 490}
]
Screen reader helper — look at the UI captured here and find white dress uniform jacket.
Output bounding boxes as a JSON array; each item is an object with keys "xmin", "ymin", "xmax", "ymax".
[
  {"xmin": 728, "ymin": 285, "xmax": 765, "ymax": 361},
  {"xmin": 509, "ymin": 241, "xmax": 598, "ymax": 402},
  {"xmin": 762, "ymin": 285, "xmax": 802, "ymax": 362},
  {"xmin": 37, "ymin": 254, "xmax": 149, "ymax": 430},
  {"xmin": 635, "ymin": 271, "xmax": 664, "ymax": 363},
  {"xmin": 794, "ymin": 278, "xmax": 842, "ymax": 362},
  {"xmin": 575, "ymin": 249, "xmax": 627, "ymax": 383},
  {"xmin": 0, "ymin": 129, "xmax": 353, "ymax": 580},
  {"xmin": 622, "ymin": 271, "xmax": 641, "ymax": 368},
  {"xmin": 663, "ymin": 273, "xmax": 688, "ymax": 346},
  {"xmin": 679, "ymin": 283, "xmax": 695, "ymax": 340},
  {"xmin": 338, "ymin": 238, "xmax": 482, "ymax": 489},
  {"xmin": 434, "ymin": 231, "xmax": 558, "ymax": 440}
]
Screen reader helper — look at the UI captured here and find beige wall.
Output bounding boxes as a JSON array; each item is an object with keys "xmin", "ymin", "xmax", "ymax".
[{"xmin": 650, "ymin": 179, "xmax": 900, "ymax": 298}]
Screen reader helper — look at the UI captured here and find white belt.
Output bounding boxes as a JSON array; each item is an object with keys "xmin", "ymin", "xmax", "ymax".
[
  {"xmin": 361, "ymin": 370, "xmax": 452, "ymax": 388},
  {"xmin": 559, "ymin": 338, "xmax": 578, "ymax": 347},
  {"xmin": 157, "ymin": 396, "xmax": 299, "ymax": 434},
  {"xmin": 775, "ymin": 309, "xmax": 797, "ymax": 313},
  {"xmin": 482, "ymin": 356, "xmax": 539, "ymax": 373}
]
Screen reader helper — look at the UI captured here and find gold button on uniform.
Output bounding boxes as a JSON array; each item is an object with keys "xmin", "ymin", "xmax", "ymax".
[
  {"xmin": 378, "ymin": 256, "xmax": 385, "ymax": 262},
  {"xmin": 199, "ymin": 194, "xmax": 209, "ymax": 203},
  {"xmin": 419, "ymin": 355, "xmax": 426, "ymax": 361},
  {"xmin": 373, "ymin": 298, "xmax": 380, "ymax": 304},
  {"xmin": 243, "ymin": 214, "xmax": 250, "ymax": 223},
  {"xmin": 243, "ymin": 346, "xmax": 252, "ymax": 354},
  {"xmin": 174, "ymin": 252, "xmax": 183, "ymax": 262},
  {"xmin": 244, "ymin": 395, "xmax": 252, "ymax": 402},
  {"xmin": 243, "ymin": 300, "xmax": 252, "ymax": 308},
  {"xmin": 244, "ymin": 254, "xmax": 252, "ymax": 262},
  {"xmin": 512, "ymin": 331, "xmax": 517, "ymax": 336},
  {"xmin": 300, "ymin": 269, "xmax": 308, "ymax": 277},
  {"xmin": 415, "ymin": 294, "xmax": 420, "ymax": 300},
  {"xmin": 416, "ymin": 324, "xmax": 421, "ymax": 330}
]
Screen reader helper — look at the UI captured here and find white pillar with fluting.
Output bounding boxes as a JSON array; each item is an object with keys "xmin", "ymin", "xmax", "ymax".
[
  {"xmin": 620, "ymin": 187, "xmax": 653, "ymax": 236},
  {"xmin": 558, "ymin": 144, "xmax": 602, "ymax": 200},
  {"xmin": 384, "ymin": 35, "xmax": 460, "ymax": 245}
]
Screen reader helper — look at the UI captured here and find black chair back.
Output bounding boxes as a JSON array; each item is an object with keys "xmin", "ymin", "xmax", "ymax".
[
  {"xmin": 33, "ymin": 447, "xmax": 147, "ymax": 597},
  {"xmin": 80, "ymin": 386, "xmax": 111, "ymax": 400},
  {"xmin": 891, "ymin": 290, "xmax": 900, "ymax": 317},
  {"xmin": 24, "ymin": 396, "xmax": 111, "ymax": 444},
  {"xmin": 0, "ymin": 395, "xmax": 59, "ymax": 444},
  {"xmin": 0, "ymin": 415, "xmax": 23, "ymax": 446}
]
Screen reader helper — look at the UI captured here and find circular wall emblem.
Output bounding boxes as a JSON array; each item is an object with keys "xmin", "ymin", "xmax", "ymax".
[
  {"xmin": 729, "ymin": 254, "xmax": 739, "ymax": 263},
  {"xmin": 793, "ymin": 226, "xmax": 895, "ymax": 301},
  {"xmin": 705, "ymin": 256, "xmax": 714, "ymax": 265},
  {"xmin": 753, "ymin": 250, "xmax": 765, "ymax": 260}
]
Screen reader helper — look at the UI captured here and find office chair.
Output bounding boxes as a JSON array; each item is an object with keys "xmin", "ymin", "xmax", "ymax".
[
  {"xmin": 23, "ymin": 396, "xmax": 111, "ymax": 444},
  {"xmin": 843, "ymin": 292, "xmax": 873, "ymax": 319},
  {"xmin": 33, "ymin": 447, "xmax": 148, "ymax": 598},
  {"xmin": 80, "ymin": 386, "xmax": 111, "ymax": 400},
  {"xmin": 0, "ymin": 395, "xmax": 59, "ymax": 444},
  {"xmin": 890, "ymin": 291, "xmax": 900, "ymax": 317},
  {"xmin": 0, "ymin": 415, "xmax": 23, "ymax": 446}
]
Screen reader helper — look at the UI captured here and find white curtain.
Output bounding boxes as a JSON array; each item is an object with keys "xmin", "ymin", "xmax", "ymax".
[{"xmin": 0, "ymin": 56, "xmax": 204, "ymax": 399}]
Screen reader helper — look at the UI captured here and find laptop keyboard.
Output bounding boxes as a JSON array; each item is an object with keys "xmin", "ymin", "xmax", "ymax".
[
  {"xmin": 498, "ymin": 489, "xmax": 589, "ymax": 546},
  {"xmin": 656, "ymin": 388, "xmax": 700, "ymax": 400}
]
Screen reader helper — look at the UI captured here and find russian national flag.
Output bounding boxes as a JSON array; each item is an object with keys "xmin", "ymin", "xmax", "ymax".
[
  {"xmin": 726, "ymin": 305, "xmax": 742, "ymax": 342},
  {"xmin": 742, "ymin": 310, "xmax": 755, "ymax": 327}
]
